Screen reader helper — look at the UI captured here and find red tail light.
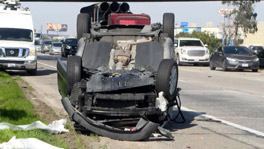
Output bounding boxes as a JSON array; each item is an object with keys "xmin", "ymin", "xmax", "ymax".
[{"xmin": 108, "ymin": 13, "xmax": 151, "ymax": 25}]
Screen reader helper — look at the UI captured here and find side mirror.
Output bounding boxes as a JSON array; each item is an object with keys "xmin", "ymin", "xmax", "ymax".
[
  {"xmin": 204, "ymin": 44, "xmax": 208, "ymax": 47},
  {"xmin": 174, "ymin": 43, "xmax": 178, "ymax": 47}
]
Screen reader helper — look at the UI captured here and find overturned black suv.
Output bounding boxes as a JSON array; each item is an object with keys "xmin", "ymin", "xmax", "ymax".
[{"xmin": 57, "ymin": 2, "xmax": 181, "ymax": 141}]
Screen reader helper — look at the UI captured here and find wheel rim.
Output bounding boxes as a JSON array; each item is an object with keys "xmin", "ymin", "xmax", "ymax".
[{"xmin": 169, "ymin": 66, "xmax": 177, "ymax": 95}]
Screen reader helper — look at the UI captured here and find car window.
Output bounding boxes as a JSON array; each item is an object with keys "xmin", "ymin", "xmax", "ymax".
[
  {"xmin": 0, "ymin": 28, "xmax": 33, "ymax": 42},
  {"xmin": 53, "ymin": 43, "xmax": 62, "ymax": 47},
  {"xmin": 65, "ymin": 39, "xmax": 77, "ymax": 44},
  {"xmin": 174, "ymin": 39, "xmax": 178, "ymax": 47},
  {"xmin": 258, "ymin": 50, "xmax": 264, "ymax": 58},
  {"xmin": 44, "ymin": 41, "xmax": 52, "ymax": 45},
  {"xmin": 179, "ymin": 40, "xmax": 203, "ymax": 47},
  {"xmin": 252, "ymin": 46, "xmax": 264, "ymax": 51},
  {"xmin": 224, "ymin": 47, "xmax": 251, "ymax": 55}
]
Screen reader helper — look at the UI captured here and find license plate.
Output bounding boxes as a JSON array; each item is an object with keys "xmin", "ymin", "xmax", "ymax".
[
  {"xmin": 194, "ymin": 59, "xmax": 199, "ymax": 62},
  {"xmin": 8, "ymin": 63, "xmax": 16, "ymax": 68},
  {"xmin": 242, "ymin": 63, "xmax": 248, "ymax": 67}
]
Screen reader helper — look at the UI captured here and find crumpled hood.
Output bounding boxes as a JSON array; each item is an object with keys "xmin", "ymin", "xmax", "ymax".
[{"xmin": 0, "ymin": 40, "xmax": 34, "ymax": 49}]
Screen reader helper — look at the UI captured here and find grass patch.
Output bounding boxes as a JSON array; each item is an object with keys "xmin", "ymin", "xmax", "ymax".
[{"xmin": 0, "ymin": 71, "xmax": 68, "ymax": 148}]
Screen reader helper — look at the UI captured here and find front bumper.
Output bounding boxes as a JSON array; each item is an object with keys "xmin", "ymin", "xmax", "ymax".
[
  {"xmin": 62, "ymin": 97, "xmax": 161, "ymax": 141},
  {"xmin": 180, "ymin": 54, "xmax": 209, "ymax": 64},
  {"xmin": 226, "ymin": 60, "xmax": 259, "ymax": 70},
  {"xmin": 0, "ymin": 56, "xmax": 37, "ymax": 70}
]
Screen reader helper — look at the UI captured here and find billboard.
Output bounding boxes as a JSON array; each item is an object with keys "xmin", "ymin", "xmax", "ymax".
[
  {"xmin": 218, "ymin": 8, "xmax": 233, "ymax": 16},
  {"xmin": 180, "ymin": 22, "xmax": 188, "ymax": 28},
  {"xmin": 46, "ymin": 23, "xmax": 68, "ymax": 32}
]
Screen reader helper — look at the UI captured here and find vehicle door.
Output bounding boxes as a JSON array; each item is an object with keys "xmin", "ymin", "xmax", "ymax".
[{"xmin": 214, "ymin": 47, "xmax": 224, "ymax": 67}]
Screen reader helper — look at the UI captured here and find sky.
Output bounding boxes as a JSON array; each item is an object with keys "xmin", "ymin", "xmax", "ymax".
[{"xmin": 21, "ymin": 1, "xmax": 264, "ymax": 36}]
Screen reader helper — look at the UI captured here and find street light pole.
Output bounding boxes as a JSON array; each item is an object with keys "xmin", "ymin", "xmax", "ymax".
[{"xmin": 222, "ymin": 16, "xmax": 225, "ymax": 46}]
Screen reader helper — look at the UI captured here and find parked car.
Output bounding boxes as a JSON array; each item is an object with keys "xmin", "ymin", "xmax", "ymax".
[
  {"xmin": 0, "ymin": 1, "xmax": 37, "ymax": 75},
  {"xmin": 174, "ymin": 37, "xmax": 210, "ymax": 66},
  {"xmin": 61, "ymin": 38, "xmax": 77, "ymax": 57},
  {"xmin": 257, "ymin": 49, "xmax": 264, "ymax": 68},
  {"xmin": 248, "ymin": 45, "xmax": 264, "ymax": 55},
  {"xmin": 41, "ymin": 40, "xmax": 52, "ymax": 53},
  {"xmin": 210, "ymin": 46, "xmax": 259, "ymax": 72},
  {"xmin": 49, "ymin": 42, "xmax": 62, "ymax": 55},
  {"xmin": 57, "ymin": 2, "xmax": 178, "ymax": 141}
]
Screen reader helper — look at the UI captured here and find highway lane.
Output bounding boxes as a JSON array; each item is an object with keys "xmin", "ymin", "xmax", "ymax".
[
  {"xmin": 13, "ymin": 53, "xmax": 264, "ymax": 148},
  {"xmin": 178, "ymin": 65, "xmax": 264, "ymax": 133}
]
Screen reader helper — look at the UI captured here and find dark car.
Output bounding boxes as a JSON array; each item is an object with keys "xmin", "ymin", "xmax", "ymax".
[
  {"xmin": 61, "ymin": 38, "xmax": 77, "ymax": 57},
  {"xmin": 210, "ymin": 46, "xmax": 259, "ymax": 72},
  {"xmin": 257, "ymin": 49, "xmax": 264, "ymax": 68},
  {"xmin": 41, "ymin": 40, "xmax": 52, "ymax": 53},
  {"xmin": 248, "ymin": 45, "xmax": 264, "ymax": 55},
  {"xmin": 57, "ymin": 2, "xmax": 178, "ymax": 141}
]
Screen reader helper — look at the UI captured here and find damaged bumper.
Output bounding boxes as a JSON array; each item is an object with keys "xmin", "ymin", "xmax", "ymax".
[{"xmin": 62, "ymin": 97, "xmax": 161, "ymax": 141}]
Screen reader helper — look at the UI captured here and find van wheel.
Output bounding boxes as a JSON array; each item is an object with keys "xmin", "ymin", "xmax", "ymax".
[
  {"xmin": 77, "ymin": 13, "xmax": 91, "ymax": 40},
  {"xmin": 67, "ymin": 56, "xmax": 82, "ymax": 94},
  {"xmin": 163, "ymin": 13, "xmax": 175, "ymax": 42},
  {"xmin": 156, "ymin": 59, "xmax": 178, "ymax": 101}
]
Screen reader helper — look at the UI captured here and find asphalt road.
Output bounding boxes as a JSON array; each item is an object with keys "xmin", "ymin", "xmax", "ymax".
[{"xmin": 13, "ymin": 53, "xmax": 264, "ymax": 148}]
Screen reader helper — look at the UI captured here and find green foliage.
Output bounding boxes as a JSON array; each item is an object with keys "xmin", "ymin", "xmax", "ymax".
[
  {"xmin": 175, "ymin": 31, "xmax": 221, "ymax": 53},
  {"xmin": 0, "ymin": 71, "xmax": 68, "ymax": 148},
  {"xmin": 222, "ymin": 0, "xmax": 260, "ymax": 45}
]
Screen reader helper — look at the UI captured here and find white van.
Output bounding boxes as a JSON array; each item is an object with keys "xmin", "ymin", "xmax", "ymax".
[
  {"xmin": 0, "ymin": 1, "xmax": 37, "ymax": 75},
  {"xmin": 174, "ymin": 38, "xmax": 210, "ymax": 66}
]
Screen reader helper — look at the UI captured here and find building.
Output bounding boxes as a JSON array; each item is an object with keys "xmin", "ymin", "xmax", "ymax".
[{"xmin": 242, "ymin": 22, "xmax": 264, "ymax": 47}]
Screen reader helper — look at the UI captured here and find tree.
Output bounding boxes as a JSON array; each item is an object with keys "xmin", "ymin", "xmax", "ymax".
[
  {"xmin": 175, "ymin": 31, "xmax": 221, "ymax": 53},
  {"xmin": 222, "ymin": 0, "xmax": 259, "ymax": 45}
]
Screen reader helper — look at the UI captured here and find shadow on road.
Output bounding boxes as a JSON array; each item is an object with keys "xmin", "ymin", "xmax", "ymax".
[
  {"xmin": 6, "ymin": 69, "xmax": 57, "ymax": 77},
  {"xmin": 165, "ymin": 110, "xmax": 205, "ymax": 132}
]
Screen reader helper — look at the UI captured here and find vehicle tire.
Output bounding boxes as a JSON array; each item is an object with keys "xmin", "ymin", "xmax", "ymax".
[
  {"xmin": 67, "ymin": 56, "xmax": 82, "ymax": 94},
  {"xmin": 163, "ymin": 13, "xmax": 175, "ymax": 42},
  {"xmin": 252, "ymin": 69, "xmax": 258, "ymax": 72},
  {"xmin": 77, "ymin": 13, "xmax": 91, "ymax": 40},
  {"xmin": 210, "ymin": 61, "xmax": 216, "ymax": 70},
  {"xmin": 156, "ymin": 59, "xmax": 178, "ymax": 101},
  {"xmin": 222, "ymin": 60, "xmax": 227, "ymax": 71}
]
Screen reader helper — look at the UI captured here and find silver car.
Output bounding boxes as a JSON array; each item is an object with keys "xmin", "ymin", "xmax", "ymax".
[{"xmin": 49, "ymin": 42, "xmax": 62, "ymax": 55}]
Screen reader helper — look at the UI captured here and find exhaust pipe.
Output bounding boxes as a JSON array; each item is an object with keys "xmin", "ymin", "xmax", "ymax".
[
  {"xmin": 110, "ymin": 2, "xmax": 120, "ymax": 12},
  {"xmin": 99, "ymin": 2, "xmax": 109, "ymax": 12},
  {"xmin": 120, "ymin": 2, "xmax": 130, "ymax": 13}
]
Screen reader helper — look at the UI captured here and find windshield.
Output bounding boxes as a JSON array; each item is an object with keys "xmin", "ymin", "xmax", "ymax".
[
  {"xmin": 53, "ymin": 43, "xmax": 62, "ymax": 47},
  {"xmin": 0, "ymin": 28, "xmax": 33, "ymax": 42},
  {"xmin": 252, "ymin": 46, "xmax": 264, "ymax": 51},
  {"xmin": 224, "ymin": 47, "xmax": 251, "ymax": 55},
  {"xmin": 44, "ymin": 41, "xmax": 52, "ymax": 45},
  {"xmin": 180, "ymin": 40, "xmax": 203, "ymax": 47},
  {"xmin": 65, "ymin": 39, "xmax": 77, "ymax": 44},
  {"xmin": 35, "ymin": 33, "xmax": 41, "ymax": 38}
]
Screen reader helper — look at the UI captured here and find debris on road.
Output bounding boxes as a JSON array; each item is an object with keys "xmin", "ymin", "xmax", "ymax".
[
  {"xmin": 0, "ymin": 119, "xmax": 69, "ymax": 134},
  {"xmin": 0, "ymin": 136, "xmax": 62, "ymax": 149}
]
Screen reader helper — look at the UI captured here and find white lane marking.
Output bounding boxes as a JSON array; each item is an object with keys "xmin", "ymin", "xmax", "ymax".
[
  {"xmin": 38, "ymin": 62, "xmax": 57, "ymax": 70},
  {"xmin": 181, "ymin": 106, "xmax": 264, "ymax": 137},
  {"xmin": 179, "ymin": 79, "xmax": 188, "ymax": 83}
]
